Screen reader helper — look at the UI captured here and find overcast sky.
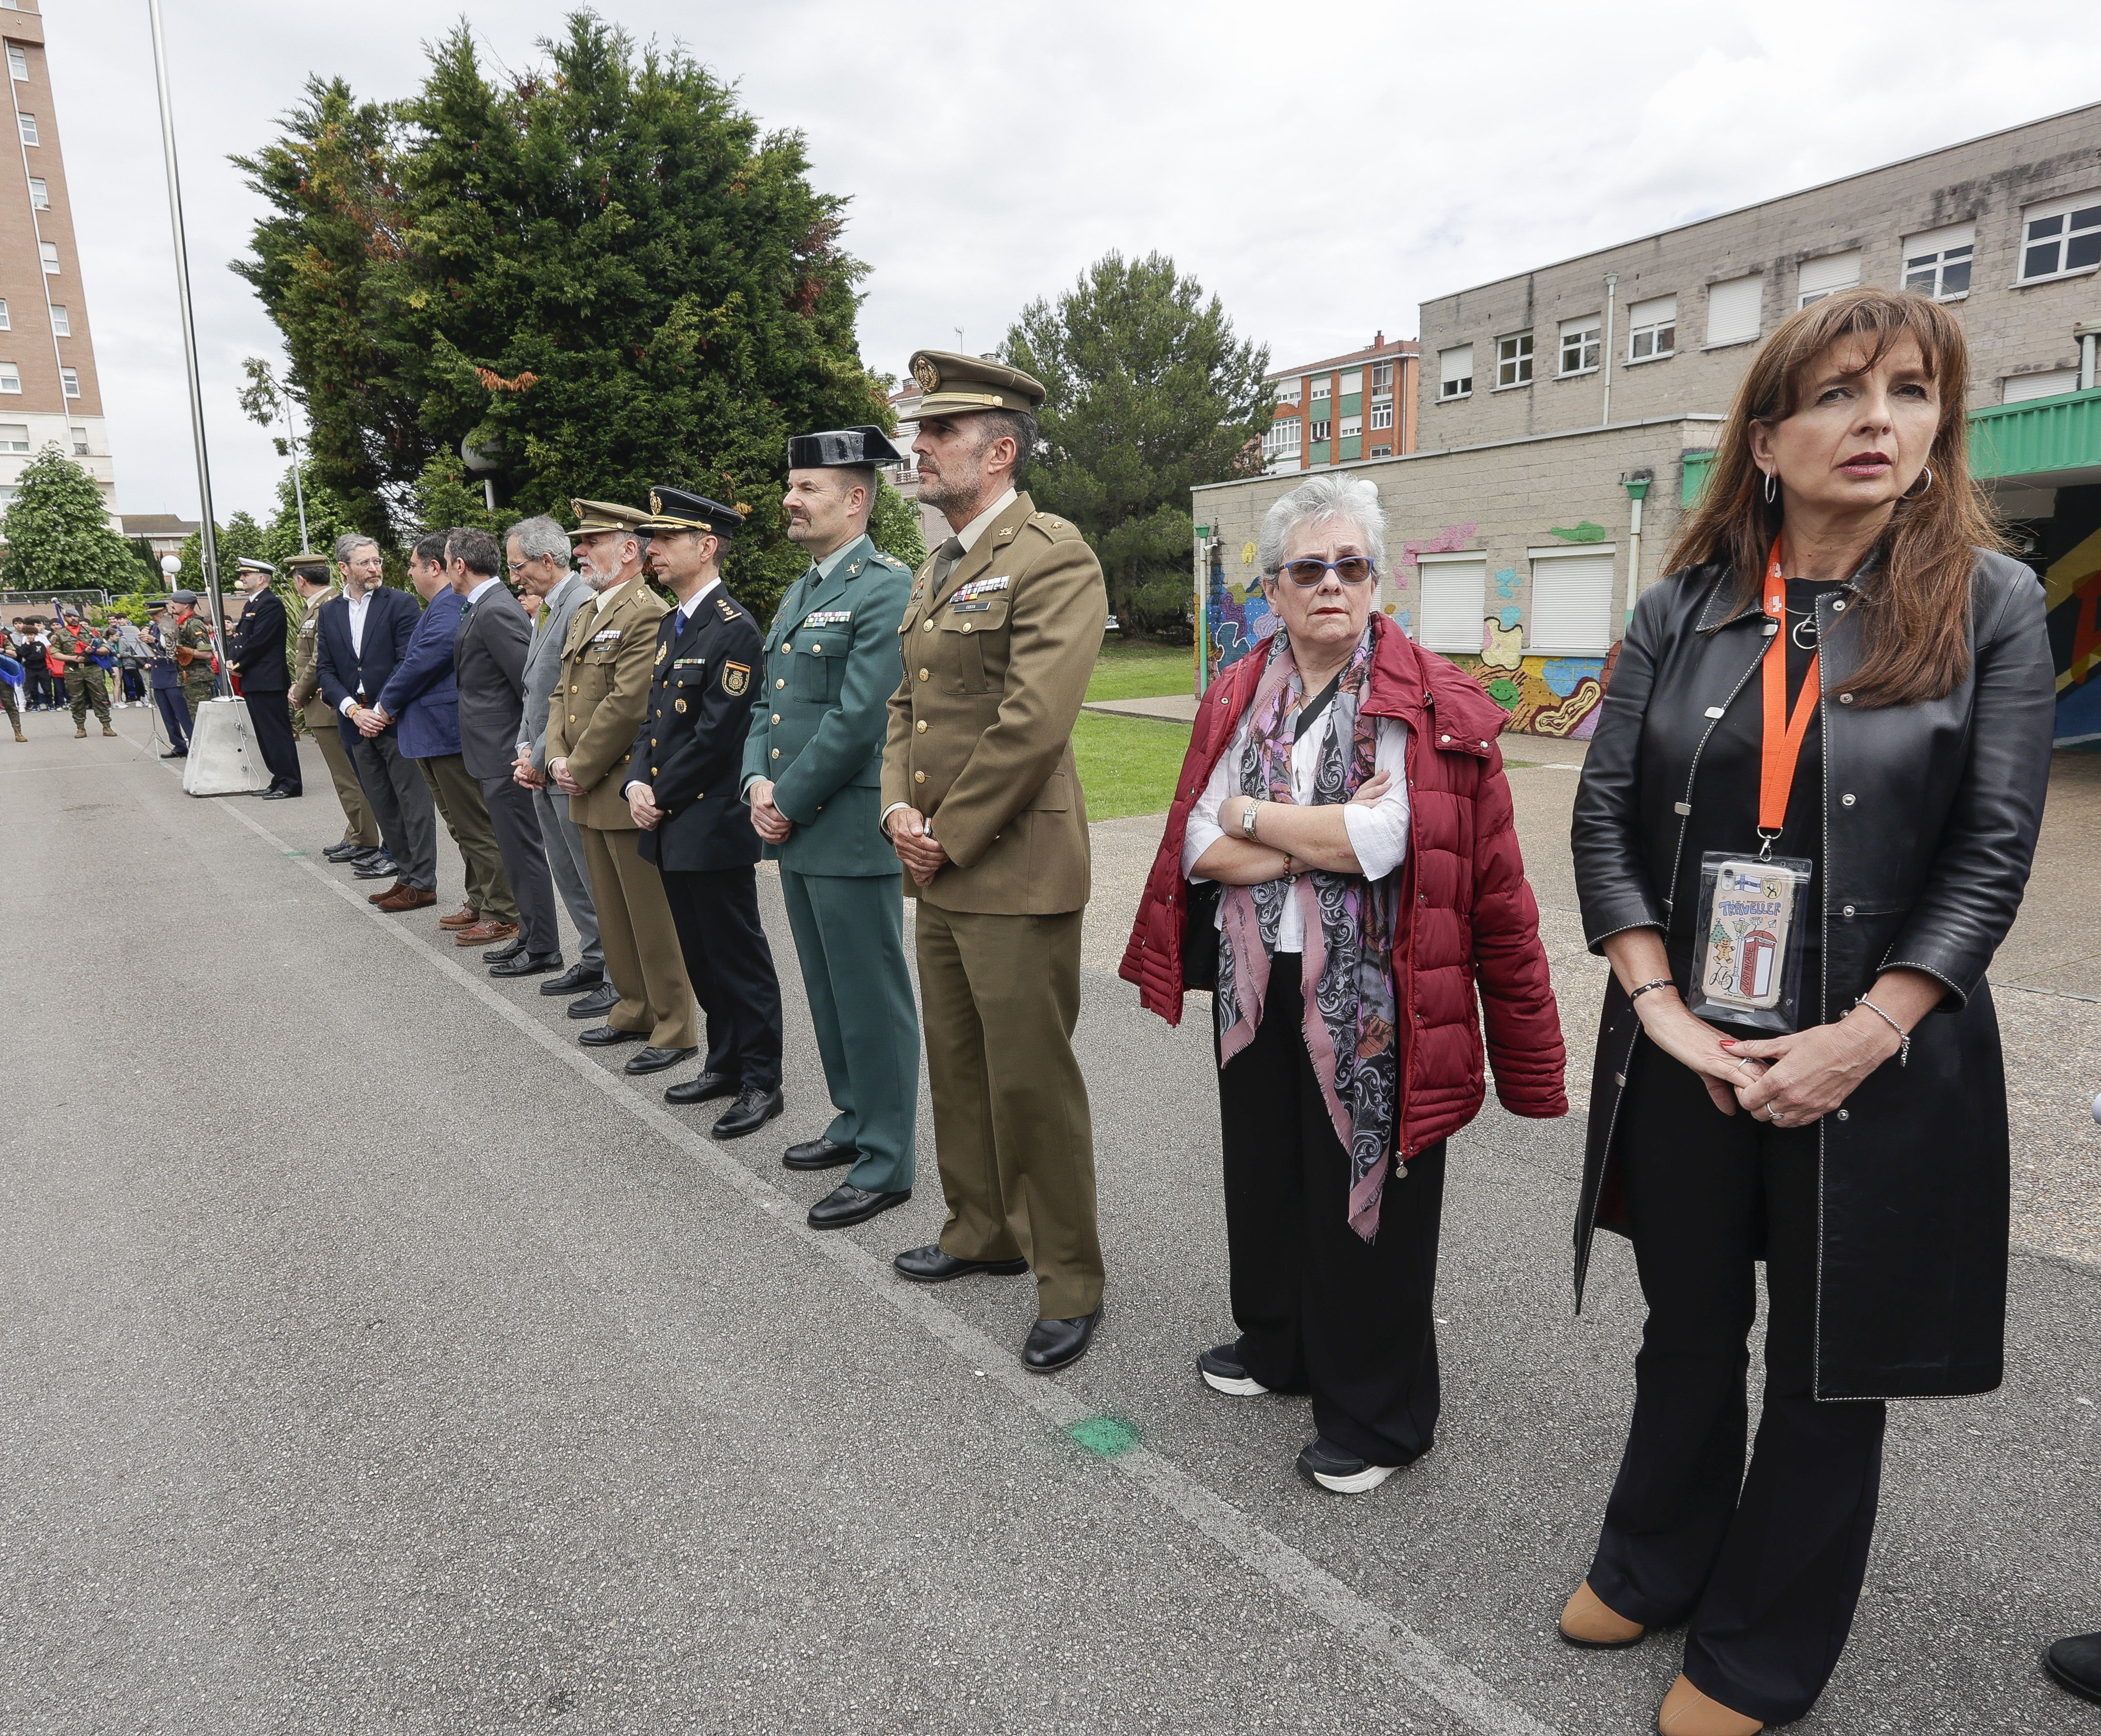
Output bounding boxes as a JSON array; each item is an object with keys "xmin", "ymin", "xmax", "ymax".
[{"xmin": 50, "ymin": 0, "xmax": 2101, "ymax": 525}]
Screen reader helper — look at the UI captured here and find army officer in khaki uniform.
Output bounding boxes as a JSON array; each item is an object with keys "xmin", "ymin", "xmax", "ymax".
[
  {"xmin": 881, "ymin": 350, "xmax": 1109, "ymax": 1375},
  {"xmin": 541, "ymin": 500, "xmax": 699, "ymax": 1070}
]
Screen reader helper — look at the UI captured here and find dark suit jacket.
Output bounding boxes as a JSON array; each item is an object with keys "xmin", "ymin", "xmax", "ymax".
[
  {"xmin": 228, "ymin": 588, "xmax": 290, "ymax": 692},
  {"xmin": 626, "ymin": 585, "xmax": 765, "ymax": 873},
  {"xmin": 316, "ymin": 585, "xmax": 420, "ymax": 751},
  {"xmin": 374, "ymin": 588, "xmax": 463, "ymax": 760},
  {"xmin": 452, "ymin": 583, "xmax": 533, "ymax": 780}
]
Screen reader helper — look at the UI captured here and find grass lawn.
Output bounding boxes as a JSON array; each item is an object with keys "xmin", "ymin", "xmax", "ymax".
[
  {"xmin": 1086, "ymin": 641, "xmax": 1198, "ymax": 704},
  {"xmin": 1073, "ymin": 710, "xmax": 1191, "ymax": 821}
]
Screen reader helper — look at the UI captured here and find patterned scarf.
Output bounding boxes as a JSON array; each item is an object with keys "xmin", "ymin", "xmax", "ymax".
[{"xmin": 1215, "ymin": 625, "xmax": 1402, "ymax": 1242}]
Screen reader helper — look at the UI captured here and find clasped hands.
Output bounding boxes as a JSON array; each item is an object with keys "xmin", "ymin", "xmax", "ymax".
[
  {"xmin": 1637, "ymin": 990, "xmax": 1903, "ymax": 1126},
  {"xmin": 746, "ymin": 779, "xmax": 793, "ymax": 846},
  {"xmin": 885, "ymin": 807, "xmax": 947, "ymax": 887},
  {"xmin": 350, "ymin": 703, "xmax": 390, "ymax": 738}
]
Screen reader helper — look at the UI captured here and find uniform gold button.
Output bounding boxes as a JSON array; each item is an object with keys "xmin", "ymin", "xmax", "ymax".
[
  {"xmin": 784, "ymin": 643, "xmax": 794, "ymax": 653},
  {"xmin": 771, "ymin": 747, "xmax": 781, "ymax": 759},
  {"xmin": 916, "ymin": 720, "xmax": 927, "ymax": 733},
  {"xmin": 917, "ymin": 667, "xmax": 929, "ymax": 681},
  {"xmin": 961, "ymin": 623, "xmax": 973, "ymax": 634},
  {"xmin": 922, "ymin": 621, "xmax": 934, "ymax": 632},
  {"xmin": 914, "ymin": 769, "xmax": 925, "ymax": 783},
  {"xmin": 776, "ymin": 678, "xmax": 786, "ymax": 689},
  {"xmin": 568, "ymin": 714, "xmax": 576, "ymax": 722},
  {"xmin": 569, "ymin": 684, "xmax": 577, "ymax": 693},
  {"xmin": 771, "ymin": 714, "xmax": 780, "ymax": 725}
]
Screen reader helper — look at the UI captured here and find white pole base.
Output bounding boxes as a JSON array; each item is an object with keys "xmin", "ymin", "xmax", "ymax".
[{"xmin": 182, "ymin": 697, "xmax": 272, "ymax": 796}]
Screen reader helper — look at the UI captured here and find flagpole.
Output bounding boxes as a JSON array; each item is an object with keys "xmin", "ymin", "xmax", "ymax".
[{"xmin": 147, "ymin": 0, "xmax": 228, "ymax": 693}]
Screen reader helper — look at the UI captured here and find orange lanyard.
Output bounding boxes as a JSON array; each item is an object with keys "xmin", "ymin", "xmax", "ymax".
[{"xmin": 1757, "ymin": 538, "xmax": 1818, "ymax": 842}]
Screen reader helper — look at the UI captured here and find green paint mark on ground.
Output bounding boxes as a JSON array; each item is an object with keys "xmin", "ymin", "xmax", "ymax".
[
  {"xmin": 283, "ymin": 850, "xmax": 307, "ymax": 857},
  {"xmin": 1065, "ymin": 1416, "xmax": 1141, "ymax": 1458}
]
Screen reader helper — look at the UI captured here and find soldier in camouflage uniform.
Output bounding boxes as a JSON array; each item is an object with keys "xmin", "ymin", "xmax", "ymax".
[
  {"xmin": 170, "ymin": 590, "xmax": 218, "ymax": 725},
  {"xmin": 52, "ymin": 608, "xmax": 116, "ymax": 737}
]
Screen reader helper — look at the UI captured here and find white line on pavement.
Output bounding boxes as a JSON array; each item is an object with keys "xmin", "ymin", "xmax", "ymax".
[{"xmin": 198, "ymin": 776, "xmax": 1554, "ymax": 1736}]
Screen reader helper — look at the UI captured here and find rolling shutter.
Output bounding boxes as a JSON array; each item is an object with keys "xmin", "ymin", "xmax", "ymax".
[
  {"xmin": 1418, "ymin": 557, "xmax": 1487, "ymax": 652},
  {"xmin": 1797, "ymin": 250, "xmax": 1861, "ymax": 304},
  {"xmin": 1705, "ymin": 276, "xmax": 1762, "ymax": 347},
  {"xmin": 2003, "ymin": 369, "xmax": 2080, "ymax": 403},
  {"xmin": 1528, "ymin": 551, "xmax": 1616, "ymax": 654}
]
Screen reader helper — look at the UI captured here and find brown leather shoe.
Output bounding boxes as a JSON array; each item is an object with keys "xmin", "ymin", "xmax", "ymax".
[
  {"xmin": 375, "ymin": 885, "xmax": 438, "ymax": 913},
  {"xmin": 1560, "ymin": 1580, "xmax": 1645, "ymax": 1649},
  {"xmin": 1657, "ymin": 1675, "xmax": 1762, "ymax": 1736},
  {"xmin": 367, "ymin": 881, "xmax": 408, "ymax": 904},
  {"xmin": 454, "ymin": 919, "xmax": 518, "ymax": 947},
  {"xmin": 436, "ymin": 906, "xmax": 480, "ymax": 930}
]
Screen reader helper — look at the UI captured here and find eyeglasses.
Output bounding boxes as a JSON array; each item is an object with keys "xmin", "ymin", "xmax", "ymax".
[{"xmin": 1276, "ymin": 556, "xmax": 1377, "ymax": 587}]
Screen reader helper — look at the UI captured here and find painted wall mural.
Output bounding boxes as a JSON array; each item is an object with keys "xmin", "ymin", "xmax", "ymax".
[
  {"xmin": 2045, "ymin": 521, "xmax": 2101, "ymax": 747},
  {"xmin": 1445, "ymin": 645, "xmax": 1619, "ymax": 738}
]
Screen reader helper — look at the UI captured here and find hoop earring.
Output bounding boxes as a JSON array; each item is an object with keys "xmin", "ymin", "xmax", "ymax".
[
  {"xmin": 1762, "ymin": 471, "xmax": 1777, "ymax": 505},
  {"xmin": 1902, "ymin": 464, "xmax": 1934, "ymax": 500}
]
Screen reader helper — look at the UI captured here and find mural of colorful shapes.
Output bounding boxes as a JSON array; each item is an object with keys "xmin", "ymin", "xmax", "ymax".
[
  {"xmin": 1443, "ymin": 650, "xmax": 1618, "ymax": 738},
  {"xmin": 1546, "ymin": 520, "xmax": 1608, "ymax": 543},
  {"xmin": 1492, "ymin": 567, "xmax": 1520, "ymax": 599},
  {"xmin": 1397, "ymin": 523, "xmax": 1478, "ymax": 569},
  {"xmin": 1496, "ymin": 606, "xmax": 1522, "ymax": 631},
  {"xmin": 1481, "ymin": 619, "xmax": 1523, "ymax": 669},
  {"xmin": 2043, "ymin": 522, "xmax": 2101, "ymax": 746}
]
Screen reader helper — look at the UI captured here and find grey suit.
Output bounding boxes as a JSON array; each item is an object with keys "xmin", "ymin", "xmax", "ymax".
[
  {"xmin": 521, "ymin": 572, "xmax": 602, "ymax": 975},
  {"xmin": 456, "ymin": 583, "xmax": 559, "ymax": 958}
]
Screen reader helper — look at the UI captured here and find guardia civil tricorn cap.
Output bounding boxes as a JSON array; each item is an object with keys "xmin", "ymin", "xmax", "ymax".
[
  {"xmin": 637, "ymin": 487, "xmax": 745, "ymax": 539},
  {"xmin": 787, "ymin": 426, "xmax": 904, "ymax": 469},
  {"xmin": 906, "ymin": 350, "xmax": 1046, "ymax": 419}
]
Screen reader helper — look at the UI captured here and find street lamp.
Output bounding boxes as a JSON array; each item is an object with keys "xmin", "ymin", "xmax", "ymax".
[{"xmin": 159, "ymin": 553, "xmax": 180, "ymax": 589}]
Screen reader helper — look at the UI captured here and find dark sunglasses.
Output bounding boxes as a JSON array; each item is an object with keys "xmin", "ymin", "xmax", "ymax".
[{"xmin": 1277, "ymin": 556, "xmax": 1377, "ymax": 587}]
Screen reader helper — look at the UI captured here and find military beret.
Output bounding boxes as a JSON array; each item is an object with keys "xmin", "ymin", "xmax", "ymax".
[
  {"xmin": 170, "ymin": 589, "xmax": 198, "ymax": 605},
  {"xmin": 638, "ymin": 487, "xmax": 744, "ymax": 539},
  {"xmin": 906, "ymin": 349, "xmax": 1046, "ymax": 419},
  {"xmin": 236, "ymin": 558, "xmax": 276, "ymax": 577},
  {"xmin": 569, "ymin": 498, "xmax": 649, "ymax": 537},
  {"xmin": 788, "ymin": 425, "xmax": 904, "ymax": 469}
]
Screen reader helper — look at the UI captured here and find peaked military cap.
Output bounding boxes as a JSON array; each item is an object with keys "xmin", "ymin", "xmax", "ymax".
[
  {"xmin": 906, "ymin": 349, "xmax": 1046, "ymax": 419},
  {"xmin": 569, "ymin": 498, "xmax": 649, "ymax": 537},
  {"xmin": 285, "ymin": 549, "xmax": 332, "ymax": 579},
  {"xmin": 788, "ymin": 425, "xmax": 904, "ymax": 469},
  {"xmin": 237, "ymin": 557, "xmax": 277, "ymax": 577},
  {"xmin": 146, "ymin": 598, "xmax": 168, "ymax": 611},
  {"xmin": 638, "ymin": 487, "xmax": 744, "ymax": 539}
]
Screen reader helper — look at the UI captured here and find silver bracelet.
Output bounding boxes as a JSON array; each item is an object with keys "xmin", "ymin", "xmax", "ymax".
[{"xmin": 1854, "ymin": 995, "xmax": 1910, "ymax": 1068}]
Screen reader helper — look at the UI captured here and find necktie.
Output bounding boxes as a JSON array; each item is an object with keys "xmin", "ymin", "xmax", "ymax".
[{"xmin": 929, "ymin": 537, "xmax": 964, "ymax": 589}]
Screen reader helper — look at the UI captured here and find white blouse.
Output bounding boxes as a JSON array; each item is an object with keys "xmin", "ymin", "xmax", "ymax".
[{"xmin": 1182, "ymin": 701, "xmax": 1412, "ymax": 953}]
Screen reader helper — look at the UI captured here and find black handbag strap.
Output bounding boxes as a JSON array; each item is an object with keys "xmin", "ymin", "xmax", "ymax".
[{"xmin": 1292, "ymin": 672, "xmax": 1343, "ymax": 743}]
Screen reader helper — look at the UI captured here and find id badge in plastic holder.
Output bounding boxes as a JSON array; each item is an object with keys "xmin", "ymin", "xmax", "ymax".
[{"xmin": 1687, "ymin": 852, "xmax": 1814, "ymax": 1034}]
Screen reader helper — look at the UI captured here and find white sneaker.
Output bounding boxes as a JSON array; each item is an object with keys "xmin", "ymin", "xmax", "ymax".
[
  {"xmin": 1197, "ymin": 1344, "xmax": 1270, "ymax": 1396},
  {"xmin": 1296, "ymin": 1437, "xmax": 1401, "ymax": 1494}
]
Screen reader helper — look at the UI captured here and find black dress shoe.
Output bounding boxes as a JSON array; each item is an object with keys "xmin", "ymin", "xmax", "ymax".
[
  {"xmin": 578, "ymin": 1023, "xmax": 646, "ymax": 1048},
  {"xmin": 489, "ymin": 950, "xmax": 562, "ymax": 979},
  {"xmin": 566, "ymin": 983, "xmax": 621, "ymax": 1020},
  {"xmin": 1023, "ymin": 1308, "xmax": 1102, "ymax": 1375},
  {"xmin": 259, "ymin": 787, "xmax": 299, "ymax": 800},
  {"xmin": 783, "ymin": 1136, "xmax": 857, "ymax": 1171},
  {"xmin": 712, "ymin": 1085, "xmax": 784, "ymax": 1140},
  {"xmin": 893, "ymin": 1245, "xmax": 1030, "ymax": 1284},
  {"xmin": 322, "ymin": 841, "xmax": 365, "ymax": 862},
  {"xmin": 2046, "ymin": 1633, "xmax": 2101, "ymax": 1705},
  {"xmin": 482, "ymin": 936, "xmax": 528, "ymax": 963},
  {"xmin": 540, "ymin": 963, "xmax": 604, "ymax": 996},
  {"xmin": 160, "ymin": 748, "xmax": 188, "ymax": 758},
  {"xmin": 665, "ymin": 1070, "xmax": 738, "ymax": 1105},
  {"xmin": 353, "ymin": 855, "xmax": 400, "ymax": 880},
  {"xmin": 625, "ymin": 1044, "xmax": 697, "ymax": 1075},
  {"xmin": 808, "ymin": 1183, "xmax": 912, "ymax": 1230}
]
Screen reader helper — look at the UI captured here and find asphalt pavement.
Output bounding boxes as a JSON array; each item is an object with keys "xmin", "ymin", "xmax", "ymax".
[{"xmin": 4, "ymin": 706, "xmax": 2099, "ymax": 1736}]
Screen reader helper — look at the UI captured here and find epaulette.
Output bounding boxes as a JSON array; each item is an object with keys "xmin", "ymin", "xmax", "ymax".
[
  {"xmin": 716, "ymin": 596, "xmax": 738, "ymax": 620},
  {"xmin": 1028, "ymin": 511, "xmax": 1074, "ymax": 535}
]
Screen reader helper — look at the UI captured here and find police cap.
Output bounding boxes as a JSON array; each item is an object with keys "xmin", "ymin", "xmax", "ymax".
[
  {"xmin": 787, "ymin": 425, "xmax": 903, "ymax": 470},
  {"xmin": 637, "ymin": 487, "xmax": 744, "ymax": 539},
  {"xmin": 236, "ymin": 558, "xmax": 277, "ymax": 577},
  {"xmin": 906, "ymin": 349, "xmax": 1046, "ymax": 419}
]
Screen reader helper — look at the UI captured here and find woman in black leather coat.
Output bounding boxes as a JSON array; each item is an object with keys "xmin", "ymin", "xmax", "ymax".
[{"xmin": 1560, "ymin": 287, "xmax": 2055, "ymax": 1736}]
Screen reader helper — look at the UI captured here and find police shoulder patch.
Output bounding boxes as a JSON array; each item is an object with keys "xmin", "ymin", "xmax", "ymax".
[{"xmin": 722, "ymin": 661, "xmax": 750, "ymax": 695}]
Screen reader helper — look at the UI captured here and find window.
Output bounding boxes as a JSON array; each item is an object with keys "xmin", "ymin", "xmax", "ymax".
[
  {"xmin": 1337, "ymin": 370, "xmax": 1363, "ymax": 399},
  {"xmin": 1369, "ymin": 445, "xmax": 1392, "ymax": 458},
  {"xmin": 0, "ymin": 300, "xmax": 10, "ymax": 330},
  {"xmin": 49, "ymin": 305, "xmax": 67, "ymax": 336},
  {"xmin": 1418, "ymin": 555, "xmax": 1487, "ymax": 652},
  {"xmin": 1627, "ymin": 296, "xmax": 1676, "ymax": 361},
  {"xmin": 1339, "ymin": 413, "xmax": 1362, "ymax": 439},
  {"xmin": 1528, "ymin": 548, "xmax": 1617, "ymax": 654},
  {"xmin": 1558, "ymin": 316, "xmax": 1601, "ymax": 376},
  {"xmin": 1902, "ymin": 223, "xmax": 1973, "ymax": 299},
  {"xmin": 70, "ymin": 425, "xmax": 86, "ymax": 454},
  {"xmin": 1438, "ymin": 344, "xmax": 1473, "ymax": 400},
  {"xmin": 0, "ymin": 363, "xmax": 20, "ymax": 394},
  {"xmin": 1369, "ymin": 399, "xmax": 1394, "ymax": 430},
  {"xmin": 1310, "ymin": 377, "xmax": 1331, "ymax": 402},
  {"xmin": 1495, "ymin": 332, "xmax": 1534, "ymax": 388},
  {"xmin": 1273, "ymin": 377, "xmax": 1300, "ymax": 404},
  {"xmin": 1310, "ymin": 418, "xmax": 1331, "ymax": 443},
  {"xmin": 2004, "ymin": 369, "xmax": 2081, "ymax": 404},
  {"xmin": 39, "ymin": 242, "xmax": 58, "ymax": 274},
  {"xmin": 60, "ymin": 367, "xmax": 78, "ymax": 398},
  {"xmin": 1262, "ymin": 420, "xmax": 1302, "ymax": 463},
  {"xmin": 6, "ymin": 44, "xmax": 25, "ymax": 80},
  {"xmin": 2019, "ymin": 194, "xmax": 2101, "ymax": 282},
  {"xmin": 27, "ymin": 177, "xmax": 45, "ymax": 209},
  {"xmin": 1797, "ymin": 250, "xmax": 1860, "ymax": 307},
  {"xmin": 1370, "ymin": 358, "xmax": 1394, "ymax": 393},
  {"xmin": 0, "ymin": 422, "xmax": 28, "ymax": 452},
  {"xmin": 16, "ymin": 112, "xmax": 36, "ymax": 146},
  {"xmin": 1705, "ymin": 275, "xmax": 1762, "ymax": 347}
]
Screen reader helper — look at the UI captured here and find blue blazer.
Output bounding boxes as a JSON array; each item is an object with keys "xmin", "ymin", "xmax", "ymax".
[
  {"xmin": 374, "ymin": 588, "xmax": 463, "ymax": 760},
  {"xmin": 316, "ymin": 585, "xmax": 421, "ymax": 751}
]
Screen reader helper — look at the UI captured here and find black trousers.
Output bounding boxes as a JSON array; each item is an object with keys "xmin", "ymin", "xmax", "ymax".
[
  {"xmin": 660, "ymin": 865, "xmax": 783, "ymax": 1090},
  {"xmin": 1587, "ymin": 1040, "xmax": 1885, "ymax": 1726},
  {"xmin": 243, "ymin": 687, "xmax": 301, "ymax": 792},
  {"xmin": 153, "ymin": 687, "xmax": 190, "ymax": 749},
  {"xmin": 1216, "ymin": 967, "xmax": 1446, "ymax": 1466}
]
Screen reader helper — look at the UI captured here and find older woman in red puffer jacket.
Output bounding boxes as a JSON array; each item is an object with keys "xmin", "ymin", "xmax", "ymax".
[{"xmin": 1122, "ymin": 473, "xmax": 1566, "ymax": 1496}]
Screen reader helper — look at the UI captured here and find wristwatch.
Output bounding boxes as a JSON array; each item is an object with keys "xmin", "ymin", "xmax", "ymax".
[{"xmin": 1239, "ymin": 800, "xmax": 1260, "ymax": 841}]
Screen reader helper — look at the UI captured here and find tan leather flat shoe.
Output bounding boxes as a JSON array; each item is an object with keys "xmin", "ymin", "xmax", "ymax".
[
  {"xmin": 1558, "ymin": 1579, "xmax": 1645, "ymax": 1648},
  {"xmin": 1657, "ymin": 1673, "xmax": 1762, "ymax": 1735}
]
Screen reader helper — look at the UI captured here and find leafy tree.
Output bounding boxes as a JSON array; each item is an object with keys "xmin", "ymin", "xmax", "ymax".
[
  {"xmin": 0, "ymin": 445, "xmax": 139, "ymax": 593},
  {"xmin": 233, "ymin": 11, "xmax": 892, "ymax": 621},
  {"xmin": 1004, "ymin": 251, "xmax": 1270, "ymax": 635},
  {"xmin": 174, "ymin": 509, "xmax": 269, "ymax": 591},
  {"xmin": 867, "ymin": 475, "xmax": 927, "ymax": 570}
]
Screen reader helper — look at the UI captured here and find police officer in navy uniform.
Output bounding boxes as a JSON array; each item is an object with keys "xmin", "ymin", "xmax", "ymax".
[
  {"xmin": 625, "ymin": 488, "xmax": 787, "ymax": 1142},
  {"xmin": 744, "ymin": 427, "xmax": 921, "ymax": 1231}
]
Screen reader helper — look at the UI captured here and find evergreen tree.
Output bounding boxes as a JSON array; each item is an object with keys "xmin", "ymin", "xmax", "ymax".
[
  {"xmin": 175, "ymin": 510, "xmax": 270, "ymax": 590},
  {"xmin": 867, "ymin": 475, "xmax": 927, "ymax": 571},
  {"xmin": 234, "ymin": 11, "xmax": 891, "ymax": 621},
  {"xmin": 0, "ymin": 445, "xmax": 139, "ymax": 593},
  {"xmin": 1004, "ymin": 252, "xmax": 1271, "ymax": 635}
]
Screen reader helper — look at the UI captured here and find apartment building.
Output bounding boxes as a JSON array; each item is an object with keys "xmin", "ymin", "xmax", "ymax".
[
  {"xmin": 0, "ymin": 0, "xmax": 115, "ymax": 524},
  {"xmin": 1196, "ymin": 102, "xmax": 2101, "ymax": 743},
  {"xmin": 1262, "ymin": 334, "xmax": 1418, "ymax": 473}
]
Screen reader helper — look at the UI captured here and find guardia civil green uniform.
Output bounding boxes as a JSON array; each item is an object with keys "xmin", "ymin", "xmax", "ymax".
[{"xmin": 742, "ymin": 429, "xmax": 920, "ymax": 1199}]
